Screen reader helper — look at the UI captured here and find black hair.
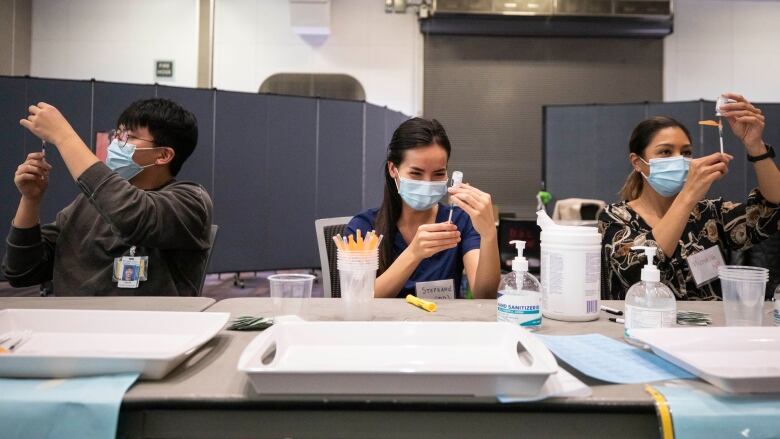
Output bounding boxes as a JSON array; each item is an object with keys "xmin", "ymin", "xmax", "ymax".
[
  {"xmin": 620, "ymin": 116, "xmax": 692, "ymax": 201},
  {"xmin": 117, "ymin": 98, "xmax": 198, "ymax": 176},
  {"xmin": 374, "ymin": 117, "xmax": 452, "ymax": 274}
]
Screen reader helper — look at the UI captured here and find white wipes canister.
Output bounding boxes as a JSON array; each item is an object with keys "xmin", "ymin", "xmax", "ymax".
[{"xmin": 537, "ymin": 211, "xmax": 602, "ymax": 321}]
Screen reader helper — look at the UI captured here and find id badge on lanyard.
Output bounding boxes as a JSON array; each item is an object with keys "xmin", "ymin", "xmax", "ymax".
[{"xmin": 113, "ymin": 246, "xmax": 149, "ymax": 289}]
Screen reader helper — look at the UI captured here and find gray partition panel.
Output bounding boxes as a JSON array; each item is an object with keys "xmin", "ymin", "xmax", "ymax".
[
  {"xmin": 545, "ymin": 104, "xmax": 646, "ymax": 205},
  {"xmin": 92, "ymin": 81, "xmax": 155, "ymax": 136},
  {"xmin": 544, "ymin": 100, "xmax": 780, "ymax": 210},
  {"xmin": 211, "ymin": 91, "xmax": 269, "ymax": 273},
  {"xmin": 1, "ymin": 77, "xmax": 407, "ymax": 276},
  {"xmin": 263, "ymin": 95, "xmax": 318, "ymax": 269},
  {"xmin": 364, "ymin": 103, "xmax": 389, "ymax": 210},
  {"xmin": 316, "ymin": 99, "xmax": 363, "ymax": 220},
  {"xmin": 646, "ymin": 102, "xmax": 703, "ymax": 154},
  {"xmin": 25, "ymin": 78, "xmax": 92, "ymax": 224},
  {"xmin": 156, "ymin": 85, "xmax": 215, "ymax": 194},
  {"xmin": 0, "ymin": 76, "xmax": 28, "ymax": 273},
  {"xmin": 747, "ymin": 103, "xmax": 780, "ymax": 194}
]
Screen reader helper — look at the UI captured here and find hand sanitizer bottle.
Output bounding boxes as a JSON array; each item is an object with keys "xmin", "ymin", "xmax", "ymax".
[
  {"xmin": 624, "ymin": 246, "xmax": 677, "ymax": 344},
  {"xmin": 497, "ymin": 240, "xmax": 542, "ymax": 330}
]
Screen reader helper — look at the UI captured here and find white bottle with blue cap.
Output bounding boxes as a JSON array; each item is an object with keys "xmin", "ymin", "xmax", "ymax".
[
  {"xmin": 624, "ymin": 246, "xmax": 677, "ymax": 343},
  {"xmin": 497, "ymin": 240, "xmax": 542, "ymax": 330}
]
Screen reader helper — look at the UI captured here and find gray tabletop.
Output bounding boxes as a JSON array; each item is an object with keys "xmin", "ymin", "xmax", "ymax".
[
  {"xmin": 117, "ymin": 298, "xmax": 776, "ymax": 439},
  {"xmin": 0, "ymin": 296, "xmax": 216, "ymax": 312}
]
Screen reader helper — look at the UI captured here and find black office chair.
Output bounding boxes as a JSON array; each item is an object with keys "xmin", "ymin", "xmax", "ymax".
[
  {"xmin": 315, "ymin": 217, "xmax": 352, "ymax": 298},
  {"xmin": 197, "ymin": 224, "xmax": 219, "ymax": 296},
  {"xmin": 497, "ymin": 218, "xmax": 541, "ymax": 274}
]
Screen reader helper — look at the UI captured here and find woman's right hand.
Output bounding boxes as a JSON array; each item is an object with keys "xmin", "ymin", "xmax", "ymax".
[
  {"xmin": 680, "ymin": 152, "xmax": 732, "ymax": 203},
  {"xmin": 409, "ymin": 222, "xmax": 461, "ymax": 261},
  {"xmin": 14, "ymin": 152, "xmax": 51, "ymax": 201}
]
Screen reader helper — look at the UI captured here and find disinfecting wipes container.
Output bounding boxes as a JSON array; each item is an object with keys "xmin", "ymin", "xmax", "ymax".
[{"xmin": 537, "ymin": 210, "xmax": 602, "ymax": 321}]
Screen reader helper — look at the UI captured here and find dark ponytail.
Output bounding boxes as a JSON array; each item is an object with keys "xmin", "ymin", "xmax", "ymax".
[
  {"xmin": 619, "ymin": 116, "xmax": 693, "ymax": 201},
  {"xmin": 375, "ymin": 118, "xmax": 452, "ymax": 274}
]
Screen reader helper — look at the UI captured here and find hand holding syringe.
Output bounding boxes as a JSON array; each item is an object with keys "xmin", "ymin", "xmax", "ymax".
[{"xmin": 699, "ymin": 95, "xmax": 737, "ymax": 155}]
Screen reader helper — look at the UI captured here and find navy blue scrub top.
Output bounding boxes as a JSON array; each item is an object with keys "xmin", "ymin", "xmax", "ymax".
[{"xmin": 345, "ymin": 204, "xmax": 481, "ymax": 298}]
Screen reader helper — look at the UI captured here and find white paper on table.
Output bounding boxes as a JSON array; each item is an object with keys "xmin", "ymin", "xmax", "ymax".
[{"xmin": 497, "ymin": 367, "xmax": 592, "ymax": 403}]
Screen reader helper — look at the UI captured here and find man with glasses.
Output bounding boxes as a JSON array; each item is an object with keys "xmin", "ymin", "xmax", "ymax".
[{"xmin": 2, "ymin": 99, "xmax": 213, "ymax": 296}]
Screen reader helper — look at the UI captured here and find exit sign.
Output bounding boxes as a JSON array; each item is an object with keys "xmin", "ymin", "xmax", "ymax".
[{"xmin": 155, "ymin": 60, "xmax": 174, "ymax": 79}]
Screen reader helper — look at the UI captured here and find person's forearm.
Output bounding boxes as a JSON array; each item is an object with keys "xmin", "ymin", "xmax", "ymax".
[
  {"xmin": 373, "ymin": 247, "xmax": 420, "ymax": 298},
  {"xmin": 471, "ymin": 233, "xmax": 500, "ymax": 299},
  {"xmin": 13, "ymin": 197, "xmax": 41, "ymax": 229},
  {"xmin": 53, "ymin": 131, "xmax": 100, "ymax": 181},
  {"xmin": 748, "ymin": 142, "xmax": 780, "ymax": 203},
  {"xmin": 651, "ymin": 195, "xmax": 697, "ymax": 258}
]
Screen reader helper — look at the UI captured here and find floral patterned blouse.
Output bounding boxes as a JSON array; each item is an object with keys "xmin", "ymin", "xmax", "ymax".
[{"xmin": 598, "ymin": 189, "xmax": 780, "ymax": 300}]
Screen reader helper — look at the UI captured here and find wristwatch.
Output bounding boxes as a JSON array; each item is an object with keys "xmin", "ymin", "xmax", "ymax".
[{"xmin": 747, "ymin": 144, "xmax": 775, "ymax": 163}]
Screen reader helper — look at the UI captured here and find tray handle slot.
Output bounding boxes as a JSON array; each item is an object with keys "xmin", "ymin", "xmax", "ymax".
[
  {"xmin": 261, "ymin": 342, "xmax": 277, "ymax": 366},
  {"xmin": 516, "ymin": 340, "xmax": 535, "ymax": 367}
]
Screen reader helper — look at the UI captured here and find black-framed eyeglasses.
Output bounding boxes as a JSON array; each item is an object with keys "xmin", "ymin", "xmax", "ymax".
[{"xmin": 108, "ymin": 129, "xmax": 157, "ymax": 149}]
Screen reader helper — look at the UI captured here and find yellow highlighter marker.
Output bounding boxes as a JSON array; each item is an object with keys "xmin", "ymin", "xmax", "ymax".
[{"xmin": 406, "ymin": 294, "xmax": 436, "ymax": 312}]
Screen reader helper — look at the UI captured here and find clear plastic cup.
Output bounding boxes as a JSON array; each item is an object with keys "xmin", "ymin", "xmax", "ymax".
[
  {"xmin": 337, "ymin": 249, "xmax": 378, "ymax": 321},
  {"xmin": 268, "ymin": 274, "xmax": 315, "ymax": 318},
  {"xmin": 718, "ymin": 266, "xmax": 768, "ymax": 326}
]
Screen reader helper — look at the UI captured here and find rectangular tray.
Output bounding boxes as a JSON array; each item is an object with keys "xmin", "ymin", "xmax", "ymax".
[
  {"xmin": 0, "ymin": 309, "xmax": 229, "ymax": 379},
  {"xmin": 629, "ymin": 327, "xmax": 780, "ymax": 393},
  {"xmin": 239, "ymin": 321, "xmax": 558, "ymax": 397}
]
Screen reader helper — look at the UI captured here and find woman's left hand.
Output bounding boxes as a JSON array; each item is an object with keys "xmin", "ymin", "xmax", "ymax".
[
  {"xmin": 448, "ymin": 183, "xmax": 496, "ymax": 237},
  {"xmin": 720, "ymin": 93, "xmax": 766, "ymax": 153}
]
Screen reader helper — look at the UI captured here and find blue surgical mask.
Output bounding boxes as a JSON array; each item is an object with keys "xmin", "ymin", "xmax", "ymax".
[
  {"xmin": 396, "ymin": 176, "xmax": 448, "ymax": 211},
  {"xmin": 640, "ymin": 156, "xmax": 691, "ymax": 197},
  {"xmin": 106, "ymin": 139, "xmax": 157, "ymax": 180}
]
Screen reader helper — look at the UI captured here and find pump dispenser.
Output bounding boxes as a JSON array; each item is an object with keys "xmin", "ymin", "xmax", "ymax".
[
  {"xmin": 497, "ymin": 240, "xmax": 542, "ymax": 330},
  {"xmin": 624, "ymin": 246, "xmax": 677, "ymax": 343}
]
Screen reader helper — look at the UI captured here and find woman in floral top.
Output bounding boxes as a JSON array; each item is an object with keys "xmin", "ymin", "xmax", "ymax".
[{"xmin": 599, "ymin": 93, "xmax": 780, "ymax": 300}]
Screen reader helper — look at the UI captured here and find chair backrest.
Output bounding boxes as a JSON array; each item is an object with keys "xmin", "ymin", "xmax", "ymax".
[
  {"xmin": 552, "ymin": 198, "xmax": 606, "ymax": 221},
  {"xmin": 198, "ymin": 224, "xmax": 219, "ymax": 296},
  {"xmin": 314, "ymin": 217, "xmax": 352, "ymax": 298}
]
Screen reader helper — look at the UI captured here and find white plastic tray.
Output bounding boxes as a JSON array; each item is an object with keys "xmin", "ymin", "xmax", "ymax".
[
  {"xmin": 0, "ymin": 308, "xmax": 229, "ymax": 379},
  {"xmin": 238, "ymin": 321, "xmax": 558, "ymax": 397},
  {"xmin": 629, "ymin": 327, "xmax": 780, "ymax": 393}
]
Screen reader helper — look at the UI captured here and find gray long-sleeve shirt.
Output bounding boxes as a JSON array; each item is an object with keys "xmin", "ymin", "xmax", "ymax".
[{"xmin": 2, "ymin": 162, "xmax": 213, "ymax": 296}]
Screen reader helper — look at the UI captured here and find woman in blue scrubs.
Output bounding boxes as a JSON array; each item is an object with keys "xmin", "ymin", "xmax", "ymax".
[{"xmin": 346, "ymin": 118, "xmax": 500, "ymax": 299}]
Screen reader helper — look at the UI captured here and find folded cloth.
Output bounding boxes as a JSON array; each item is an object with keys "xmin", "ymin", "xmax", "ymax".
[
  {"xmin": 655, "ymin": 385, "xmax": 780, "ymax": 439},
  {"xmin": 0, "ymin": 373, "xmax": 139, "ymax": 439}
]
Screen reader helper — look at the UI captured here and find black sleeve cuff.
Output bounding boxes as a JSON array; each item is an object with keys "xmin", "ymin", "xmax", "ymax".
[{"xmin": 7, "ymin": 223, "xmax": 42, "ymax": 246}]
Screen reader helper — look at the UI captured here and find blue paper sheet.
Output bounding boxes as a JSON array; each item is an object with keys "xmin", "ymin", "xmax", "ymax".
[
  {"xmin": 656, "ymin": 385, "xmax": 780, "ymax": 439},
  {"xmin": 0, "ymin": 373, "xmax": 139, "ymax": 439},
  {"xmin": 536, "ymin": 334, "xmax": 695, "ymax": 384}
]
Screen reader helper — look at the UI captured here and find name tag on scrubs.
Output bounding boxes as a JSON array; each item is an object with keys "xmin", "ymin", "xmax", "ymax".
[
  {"xmin": 415, "ymin": 279, "xmax": 455, "ymax": 300},
  {"xmin": 687, "ymin": 246, "xmax": 725, "ymax": 287}
]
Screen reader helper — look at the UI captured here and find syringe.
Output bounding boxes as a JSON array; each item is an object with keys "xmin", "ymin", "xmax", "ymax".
[
  {"xmin": 715, "ymin": 95, "xmax": 736, "ymax": 155},
  {"xmin": 447, "ymin": 171, "xmax": 463, "ymax": 223}
]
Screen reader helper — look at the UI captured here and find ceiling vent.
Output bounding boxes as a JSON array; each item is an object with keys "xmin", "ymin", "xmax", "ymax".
[{"xmin": 421, "ymin": 0, "xmax": 673, "ymax": 38}]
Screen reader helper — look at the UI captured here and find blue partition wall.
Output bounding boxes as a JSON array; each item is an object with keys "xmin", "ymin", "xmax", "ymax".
[
  {"xmin": 544, "ymin": 100, "xmax": 780, "ymax": 206},
  {"xmin": 0, "ymin": 76, "xmax": 408, "ymax": 275}
]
